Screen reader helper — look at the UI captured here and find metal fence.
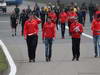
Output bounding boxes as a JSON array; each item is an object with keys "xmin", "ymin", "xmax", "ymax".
[{"xmin": 45, "ymin": 0, "xmax": 100, "ymax": 6}]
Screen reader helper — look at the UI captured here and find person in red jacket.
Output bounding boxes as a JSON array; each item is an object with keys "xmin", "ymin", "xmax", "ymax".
[
  {"xmin": 68, "ymin": 8, "xmax": 77, "ymax": 35},
  {"xmin": 42, "ymin": 17, "xmax": 56, "ymax": 62},
  {"xmin": 48, "ymin": 10, "xmax": 57, "ymax": 23},
  {"xmin": 59, "ymin": 9, "xmax": 68, "ymax": 39},
  {"xmin": 69, "ymin": 17, "xmax": 83, "ymax": 61},
  {"xmin": 24, "ymin": 13, "xmax": 41, "ymax": 62},
  {"xmin": 91, "ymin": 13, "xmax": 100, "ymax": 58}
]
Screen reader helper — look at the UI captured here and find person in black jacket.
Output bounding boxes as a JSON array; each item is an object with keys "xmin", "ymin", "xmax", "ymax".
[
  {"xmin": 77, "ymin": 8, "xmax": 84, "ymax": 24},
  {"xmin": 40, "ymin": 7, "xmax": 46, "ymax": 29},
  {"xmin": 14, "ymin": 5, "xmax": 20, "ymax": 19},
  {"xmin": 54, "ymin": 6, "xmax": 60, "ymax": 30},
  {"xmin": 80, "ymin": 3, "xmax": 87, "ymax": 26},
  {"xmin": 10, "ymin": 11, "xmax": 18, "ymax": 36},
  {"xmin": 26, "ymin": 5, "xmax": 32, "ymax": 16},
  {"xmin": 35, "ymin": 4, "xmax": 40, "ymax": 17},
  {"xmin": 88, "ymin": 2, "xmax": 95, "ymax": 23},
  {"xmin": 19, "ymin": 9, "xmax": 28, "ymax": 36}
]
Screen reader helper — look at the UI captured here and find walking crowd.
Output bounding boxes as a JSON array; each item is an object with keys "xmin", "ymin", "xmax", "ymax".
[{"xmin": 10, "ymin": 2, "xmax": 100, "ymax": 62}]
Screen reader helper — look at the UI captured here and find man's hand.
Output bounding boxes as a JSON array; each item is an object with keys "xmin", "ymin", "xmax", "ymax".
[{"xmin": 74, "ymin": 26, "xmax": 80, "ymax": 32}]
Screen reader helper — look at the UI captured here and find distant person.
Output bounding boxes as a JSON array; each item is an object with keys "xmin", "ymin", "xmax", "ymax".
[
  {"xmin": 69, "ymin": 17, "xmax": 83, "ymax": 61},
  {"xmin": 47, "ymin": 10, "xmax": 57, "ymax": 23},
  {"xmin": 40, "ymin": 7, "xmax": 46, "ymax": 29},
  {"xmin": 67, "ymin": 8, "xmax": 77, "ymax": 35},
  {"xmin": 54, "ymin": 5, "xmax": 60, "ymax": 30},
  {"xmin": 34, "ymin": 4, "xmax": 40, "ymax": 17},
  {"xmin": 19, "ymin": 9, "xmax": 28, "ymax": 36},
  {"xmin": 88, "ymin": 2, "xmax": 95, "ymax": 23},
  {"xmin": 10, "ymin": 11, "xmax": 18, "ymax": 37},
  {"xmin": 70, "ymin": 2, "xmax": 75, "ymax": 9},
  {"xmin": 26, "ymin": 5, "xmax": 32, "ymax": 15},
  {"xmin": 42, "ymin": 17, "xmax": 56, "ymax": 62},
  {"xmin": 2, "ymin": 6, "xmax": 7, "ymax": 14},
  {"xmin": 80, "ymin": 3, "xmax": 87, "ymax": 26},
  {"xmin": 91, "ymin": 11, "xmax": 100, "ymax": 58},
  {"xmin": 24, "ymin": 13, "xmax": 41, "ymax": 62},
  {"xmin": 93, "ymin": 4, "xmax": 100, "ymax": 19},
  {"xmin": 77, "ymin": 8, "xmax": 84, "ymax": 24},
  {"xmin": 74, "ymin": 3, "xmax": 79, "ymax": 13},
  {"xmin": 59, "ymin": 9, "xmax": 68, "ymax": 39},
  {"xmin": 14, "ymin": 5, "xmax": 20, "ymax": 18}
]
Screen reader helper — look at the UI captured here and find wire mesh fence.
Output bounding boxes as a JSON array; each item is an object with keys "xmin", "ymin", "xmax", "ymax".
[{"xmin": 32, "ymin": 0, "xmax": 100, "ymax": 6}]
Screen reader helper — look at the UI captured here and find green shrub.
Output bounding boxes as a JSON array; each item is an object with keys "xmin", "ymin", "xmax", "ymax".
[{"xmin": 0, "ymin": 47, "xmax": 8, "ymax": 72}]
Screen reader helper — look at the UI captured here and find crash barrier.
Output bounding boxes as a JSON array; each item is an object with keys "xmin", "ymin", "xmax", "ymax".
[{"xmin": 0, "ymin": 40, "xmax": 17, "ymax": 75}]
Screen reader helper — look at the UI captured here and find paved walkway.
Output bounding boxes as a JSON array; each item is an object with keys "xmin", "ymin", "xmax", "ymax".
[{"xmin": 0, "ymin": 2, "xmax": 100, "ymax": 75}]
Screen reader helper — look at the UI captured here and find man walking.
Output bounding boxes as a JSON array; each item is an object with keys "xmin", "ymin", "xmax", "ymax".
[
  {"xmin": 91, "ymin": 11, "xmax": 100, "ymax": 58},
  {"xmin": 24, "ymin": 13, "xmax": 41, "ymax": 62},
  {"xmin": 69, "ymin": 17, "xmax": 83, "ymax": 61},
  {"xmin": 42, "ymin": 17, "xmax": 56, "ymax": 62}
]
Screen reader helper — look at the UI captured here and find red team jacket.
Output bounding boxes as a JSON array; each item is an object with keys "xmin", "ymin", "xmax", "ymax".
[
  {"xmin": 24, "ymin": 18, "xmax": 41, "ymax": 38},
  {"xmin": 59, "ymin": 12, "xmax": 68, "ymax": 23},
  {"xmin": 91, "ymin": 19, "xmax": 100, "ymax": 36},
  {"xmin": 70, "ymin": 21, "xmax": 83, "ymax": 38},
  {"xmin": 91, "ymin": 10, "xmax": 100, "ymax": 36},
  {"xmin": 68, "ymin": 11, "xmax": 77, "ymax": 23},
  {"xmin": 95, "ymin": 11, "xmax": 100, "ymax": 15},
  {"xmin": 48, "ymin": 11, "xmax": 57, "ymax": 21},
  {"xmin": 42, "ymin": 22, "xmax": 56, "ymax": 40}
]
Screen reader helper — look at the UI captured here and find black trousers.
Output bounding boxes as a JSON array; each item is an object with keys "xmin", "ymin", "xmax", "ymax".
[
  {"xmin": 41, "ymin": 18, "xmax": 45, "ymax": 29},
  {"xmin": 72, "ymin": 38, "xmax": 80, "ymax": 59},
  {"xmin": 26, "ymin": 34, "xmax": 38, "ymax": 60},
  {"xmin": 61, "ymin": 23, "xmax": 65, "ymax": 38},
  {"xmin": 56, "ymin": 18, "xmax": 59, "ymax": 30},
  {"xmin": 82, "ymin": 16, "xmax": 86, "ymax": 26},
  {"xmin": 89, "ymin": 13, "xmax": 93, "ymax": 23},
  {"xmin": 21, "ymin": 22, "xmax": 24, "ymax": 35}
]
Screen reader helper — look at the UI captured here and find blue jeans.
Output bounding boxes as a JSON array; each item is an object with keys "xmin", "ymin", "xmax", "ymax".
[
  {"xmin": 45, "ymin": 38, "xmax": 53, "ymax": 58},
  {"xmin": 93, "ymin": 35, "xmax": 100, "ymax": 56}
]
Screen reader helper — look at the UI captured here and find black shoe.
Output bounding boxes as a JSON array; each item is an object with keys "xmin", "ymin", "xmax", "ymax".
[
  {"xmin": 12, "ymin": 34, "xmax": 14, "ymax": 37},
  {"xmin": 76, "ymin": 58, "xmax": 79, "ymax": 61},
  {"xmin": 29, "ymin": 59, "xmax": 32, "ymax": 62},
  {"xmin": 46, "ymin": 57, "xmax": 49, "ymax": 62},
  {"xmin": 32, "ymin": 59, "xmax": 35, "ymax": 62},
  {"xmin": 72, "ymin": 57, "xmax": 75, "ymax": 61},
  {"xmin": 94, "ymin": 55, "xmax": 97, "ymax": 58},
  {"xmin": 15, "ymin": 33, "xmax": 16, "ymax": 36},
  {"xmin": 48, "ymin": 58, "xmax": 51, "ymax": 62}
]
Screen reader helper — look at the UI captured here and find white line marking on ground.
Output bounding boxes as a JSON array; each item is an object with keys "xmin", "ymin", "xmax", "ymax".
[
  {"xmin": 82, "ymin": 33, "xmax": 93, "ymax": 39},
  {"xmin": 65, "ymin": 26, "xmax": 93, "ymax": 39},
  {"xmin": 0, "ymin": 21, "xmax": 9, "ymax": 23},
  {"xmin": 0, "ymin": 40, "xmax": 17, "ymax": 75}
]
